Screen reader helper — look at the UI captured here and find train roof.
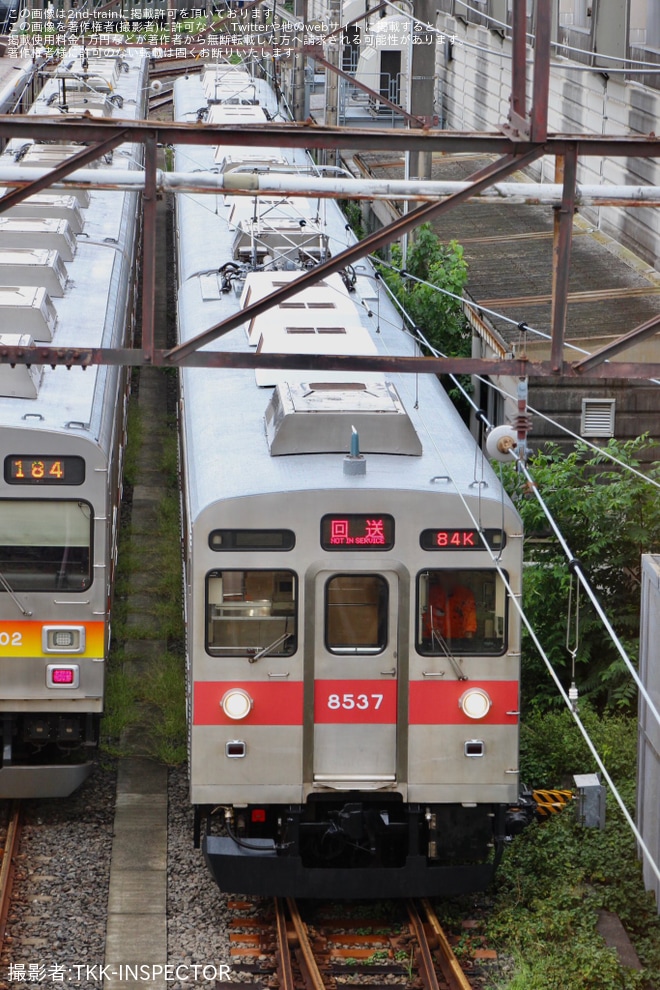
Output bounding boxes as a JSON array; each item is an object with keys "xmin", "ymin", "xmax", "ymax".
[
  {"xmin": 0, "ymin": 49, "xmax": 147, "ymax": 445},
  {"xmin": 174, "ymin": 67, "xmax": 518, "ymax": 523}
]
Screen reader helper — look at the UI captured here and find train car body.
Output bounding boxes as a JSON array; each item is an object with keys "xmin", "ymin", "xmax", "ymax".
[
  {"xmin": 0, "ymin": 48, "xmax": 148, "ymax": 797},
  {"xmin": 174, "ymin": 63, "xmax": 526, "ymax": 898}
]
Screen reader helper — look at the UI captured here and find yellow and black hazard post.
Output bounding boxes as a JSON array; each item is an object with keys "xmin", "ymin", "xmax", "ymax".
[{"xmin": 532, "ymin": 789, "xmax": 573, "ymax": 819}]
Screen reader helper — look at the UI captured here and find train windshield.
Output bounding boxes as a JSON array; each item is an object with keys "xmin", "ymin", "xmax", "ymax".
[
  {"xmin": 0, "ymin": 500, "xmax": 92, "ymax": 592},
  {"xmin": 206, "ymin": 569, "xmax": 297, "ymax": 657},
  {"xmin": 325, "ymin": 574, "xmax": 388, "ymax": 654},
  {"xmin": 417, "ymin": 569, "xmax": 507, "ymax": 655}
]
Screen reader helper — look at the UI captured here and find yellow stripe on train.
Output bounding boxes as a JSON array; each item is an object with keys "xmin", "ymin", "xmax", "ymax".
[{"xmin": 0, "ymin": 621, "xmax": 106, "ymax": 658}]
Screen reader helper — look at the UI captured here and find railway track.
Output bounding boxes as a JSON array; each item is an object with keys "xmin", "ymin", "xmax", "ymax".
[
  {"xmin": 228, "ymin": 897, "xmax": 477, "ymax": 990},
  {"xmin": 0, "ymin": 802, "xmax": 21, "ymax": 960}
]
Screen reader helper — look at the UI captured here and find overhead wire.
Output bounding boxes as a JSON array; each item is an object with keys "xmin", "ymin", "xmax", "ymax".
[
  {"xmin": 374, "ymin": 267, "xmax": 660, "ymax": 885},
  {"xmin": 370, "ymin": 257, "xmax": 660, "ymax": 731},
  {"xmin": 373, "ymin": 255, "xmax": 660, "ymax": 478}
]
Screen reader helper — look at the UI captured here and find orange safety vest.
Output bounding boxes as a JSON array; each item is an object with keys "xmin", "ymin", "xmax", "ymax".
[{"xmin": 424, "ymin": 584, "xmax": 477, "ymax": 639}]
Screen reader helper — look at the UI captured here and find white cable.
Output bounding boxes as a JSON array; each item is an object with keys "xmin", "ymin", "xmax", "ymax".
[
  {"xmin": 371, "ymin": 259, "xmax": 660, "ymax": 728},
  {"xmin": 388, "ymin": 295, "xmax": 660, "ymax": 885}
]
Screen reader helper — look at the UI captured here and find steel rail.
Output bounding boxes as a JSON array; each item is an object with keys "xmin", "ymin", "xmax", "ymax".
[
  {"xmin": 0, "ymin": 801, "xmax": 22, "ymax": 958},
  {"xmin": 420, "ymin": 898, "xmax": 473, "ymax": 990},
  {"xmin": 274, "ymin": 898, "xmax": 296, "ymax": 990},
  {"xmin": 286, "ymin": 897, "xmax": 327, "ymax": 990},
  {"xmin": 406, "ymin": 899, "xmax": 442, "ymax": 990}
]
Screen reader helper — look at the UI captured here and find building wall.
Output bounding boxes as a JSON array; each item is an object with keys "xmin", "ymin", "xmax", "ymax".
[{"xmin": 435, "ymin": 11, "xmax": 660, "ymax": 269}]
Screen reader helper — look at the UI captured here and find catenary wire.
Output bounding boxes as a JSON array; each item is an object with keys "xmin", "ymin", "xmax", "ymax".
[{"xmin": 369, "ymin": 262, "xmax": 660, "ymax": 730}]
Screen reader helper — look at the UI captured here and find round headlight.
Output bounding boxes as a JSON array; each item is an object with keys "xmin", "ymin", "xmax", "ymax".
[
  {"xmin": 221, "ymin": 688, "xmax": 253, "ymax": 720},
  {"xmin": 459, "ymin": 688, "xmax": 492, "ymax": 720}
]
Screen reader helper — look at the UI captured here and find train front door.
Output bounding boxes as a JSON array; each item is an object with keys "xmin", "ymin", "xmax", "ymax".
[{"xmin": 311, "ymin": 570, "xmax": 399, "ymax": 784}]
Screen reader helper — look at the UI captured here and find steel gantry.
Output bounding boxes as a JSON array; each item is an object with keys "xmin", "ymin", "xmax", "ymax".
[{"xmin": 1, "ymin": 0, "xmax": 660, "ymax": 379}]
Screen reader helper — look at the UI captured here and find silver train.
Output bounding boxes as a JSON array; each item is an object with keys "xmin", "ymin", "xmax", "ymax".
[
  {"xmin": 174, "ymin": 64, "xmax": 528, "ymax": 897},
  {"xmin": 0, "ymin": 48, "xmax": 148, "ymax": 797}
]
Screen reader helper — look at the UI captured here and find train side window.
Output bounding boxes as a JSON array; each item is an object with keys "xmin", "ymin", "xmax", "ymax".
[
  {"xmin": 325, "ymin": 574, "xmax": 388, "ymax": 654},
  {"xmin": 0, "ymin": 499, "xmax": 92, "ymax": 591},
  {"xmin": 417, "ymin": 569, "xmax": 507, "ymax": 656},
  {"xmin": 206, "ymin": 569, "xmax": 297, "ymax": 657}
]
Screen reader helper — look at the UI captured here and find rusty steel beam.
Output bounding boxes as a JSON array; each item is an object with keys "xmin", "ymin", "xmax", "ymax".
[
  {"xmin": 0, "ymin": 129, "xmax": 130, "ymax": 213},
  {"xmin": 573, "ymin": 313, "xmax": 660, "ymax": 373},
  {"xmin": 550, "ymin": 146, "xmax": 578, "ymax": 371},
  {"xmin": 530, "ymin": 0, "xmax": 551, "ymax": 143},
  {"xmin": 0, "ymin": 344, "xmax": 658, "ymax": 379},
  {"xmin": 508, "ymin": 0, "xmax": 528, "ymax": 136},
  {"xmin": 3, "ymin": 117, "xmax": 660, "ymax": 158},
  {"xmin": 165, "ymin": 147, "xmax": 544, "ymax": 362}
]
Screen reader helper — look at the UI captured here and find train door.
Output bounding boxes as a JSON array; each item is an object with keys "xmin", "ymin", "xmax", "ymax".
[{"xmin": 310, "ymin": 570, "xmax": 400, "ymax": 783}]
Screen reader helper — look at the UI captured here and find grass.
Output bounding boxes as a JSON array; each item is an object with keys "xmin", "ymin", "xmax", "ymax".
[
  {"xmin": 433, "ymin": 708, "xmax": 660, "ymax": 989},
  {"xmin": 101, "ymin": 392, "xmax": 187, "ymax": 765}
]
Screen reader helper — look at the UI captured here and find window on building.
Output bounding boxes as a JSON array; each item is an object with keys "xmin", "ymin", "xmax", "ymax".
[
  {"xmin": 558, "ymin": 0, "xmax": 590, "ymax": 29},
  {"xmin": 581, "ymin": 398, "xmax": 616, "ymax": 438},
  {"xmin": 629, "ymin": 0, "xmax": 660, "ymax": 47}
]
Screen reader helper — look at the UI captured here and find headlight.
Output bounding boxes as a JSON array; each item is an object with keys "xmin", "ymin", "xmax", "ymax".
[
  {"xmin": 221, "ymin": 688, "xmax": 253, "ymax": 720},
  {"xmin": 459, "ymin": 688, "xmax": 492, "ymax": 720}
]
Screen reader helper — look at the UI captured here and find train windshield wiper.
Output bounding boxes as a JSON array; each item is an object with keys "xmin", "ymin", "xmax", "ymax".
[
  {"xmin": 0, "ymin": 569, "xmax": 32, "ymax": 616},
  {"xmin": 248, "ymin": 631, "xmax": 292, "ymax": 664},
  {"xmin": 431, "ymin": 631, "xmax": 468, "ymax": 681}
]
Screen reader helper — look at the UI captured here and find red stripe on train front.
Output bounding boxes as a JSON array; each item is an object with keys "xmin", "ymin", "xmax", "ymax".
[
  {"xmin": 194, "ymin": 681, "xmax": 304, "ymax": 725},
  {"xmin": 409, "ymin": 680, "xmax": 520, "ymax": 724},
  {"xmin": 193, "ymin": 679, "xmax": 519, "ymax": 726}
]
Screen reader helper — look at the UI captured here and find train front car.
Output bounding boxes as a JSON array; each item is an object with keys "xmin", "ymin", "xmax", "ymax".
[
  {"xmin": 0, "ymin": 48, "xmax": 148, "ymax": 797},
  {"xmin": 175, "ymin": 64, "xmax": 525, "ymax": 898}
]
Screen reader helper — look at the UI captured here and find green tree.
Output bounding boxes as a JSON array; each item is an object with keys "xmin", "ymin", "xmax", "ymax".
[
  {"xmin": 379, "ymin": 223, "xmax": 470, "ymax": 358},
  {"xmin": 502, "ymin": 437, "xmax": 660, "ymax": 711},
  {"xmin": 377, "ymin": 224, "xmax": 471, "ymax": 413}
]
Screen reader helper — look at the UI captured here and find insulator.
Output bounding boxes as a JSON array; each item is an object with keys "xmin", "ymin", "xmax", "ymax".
[{"xmin": 511, "ymin": 413, "xmax": 533, "ymax": 433}]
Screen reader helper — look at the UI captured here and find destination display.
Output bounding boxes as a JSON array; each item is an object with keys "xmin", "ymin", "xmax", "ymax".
[{"xmin": 321, "ymin": 514, "xmax": 394, "ymax": 550}]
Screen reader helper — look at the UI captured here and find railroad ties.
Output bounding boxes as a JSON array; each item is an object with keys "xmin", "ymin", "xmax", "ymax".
[{"xmin": 225, "ymin": 897, "xmax": 478, "ymax": 990}]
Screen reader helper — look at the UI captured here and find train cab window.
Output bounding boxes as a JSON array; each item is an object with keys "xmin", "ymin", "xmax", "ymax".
[
  {"xmin": 0, "ymin": 500, "xmax": 92, "ymax": 592},
  {"xmin": 206, "ymin": 569, "xmax": 297, "ymax": 657},
  {"xmin": 325, "ymin": 574, "xmax": 388, "ymax": 654},
  {"xmin": 417, "ymin": 569, "xmax": 506, "ymax": 656}
]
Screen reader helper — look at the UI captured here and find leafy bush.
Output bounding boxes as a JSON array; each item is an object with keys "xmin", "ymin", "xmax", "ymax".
[{"xmin": 502, "ymin": 437, "xmax": 660, "ymax": 711}]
